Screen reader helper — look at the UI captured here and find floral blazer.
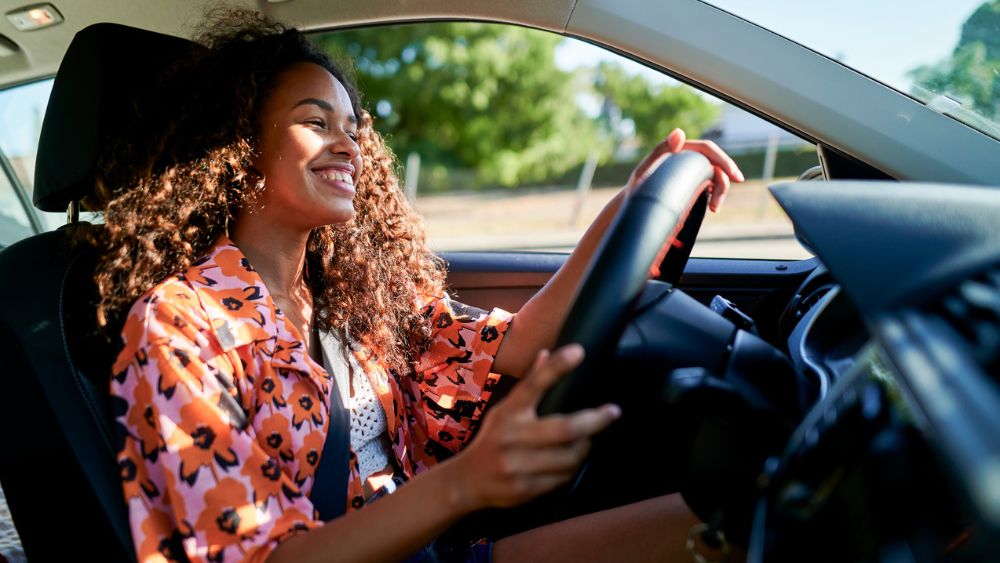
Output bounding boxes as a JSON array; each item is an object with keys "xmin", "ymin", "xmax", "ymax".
[{"xmin": 111, "ymin": 237, "xmax": 513, "ymax": 562}]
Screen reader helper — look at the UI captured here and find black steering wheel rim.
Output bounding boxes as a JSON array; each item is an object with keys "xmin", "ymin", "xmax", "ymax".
[{"xmin": 537, "ymin": 151, "xmax": 715, "ymax": 416}]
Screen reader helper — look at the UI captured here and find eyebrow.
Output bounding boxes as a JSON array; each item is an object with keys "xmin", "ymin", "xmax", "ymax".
[{"xmin": 292, "ymin": 97, "xmax": 358, "ymax": 123}]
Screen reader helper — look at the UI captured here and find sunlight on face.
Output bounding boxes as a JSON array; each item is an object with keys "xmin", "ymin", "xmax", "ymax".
[{"xmin": 248, "ymin": 62, "xmax": 362, "ymax": 231}]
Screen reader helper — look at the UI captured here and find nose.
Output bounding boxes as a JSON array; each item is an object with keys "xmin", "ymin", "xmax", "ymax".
[{"xmin": 331, "ymin": 129, "xmax": 360, "ymax": 161}]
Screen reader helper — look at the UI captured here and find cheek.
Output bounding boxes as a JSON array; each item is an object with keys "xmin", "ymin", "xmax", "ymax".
[
  {"xmin": 287, "ymin": 130, "xmax": 325, "ymax": 160},
  {"xmin": 353, "ymin": 155, "xmax": 364, "ymax": 184}
]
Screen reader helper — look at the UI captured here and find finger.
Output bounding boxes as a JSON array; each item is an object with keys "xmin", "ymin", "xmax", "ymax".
[
  {"xmin": 510, "ymin": 473, "xmax": 578, "ymax": 503},
  {"xmin": 630, "ymin": 128, "xmax": 686, "ymax": 185},
  {"xmin": 506, "ymin": 344, "xmax": 585, "ymax": 408},
  {"xmin": 529, "ymin": 348, "xmax": 550, "ymax": 373},
  {"xmin": 709, "ymin": 165, "xmax": 731, "ymax": 212},
  {"xmin": 501, "ymin": 440, "xmax": 591, "ymax": 476},
  {"xmin": 564, "ymin": 402, "xmax": 621, "ymax": 437},
  {"xmin": 504, "ymin": 402, "xmax": 619, "ymax": 446},
  {"xmin": 667, "ymin": 127, "xmax": 686, "ymax": 152},
  {"xmin": 682, "ymin": 140, "xmax": 745, "ymax": 183},
  {"xmin": 508, "ymin": 348, "xmax": 550, "ymax": 409}
]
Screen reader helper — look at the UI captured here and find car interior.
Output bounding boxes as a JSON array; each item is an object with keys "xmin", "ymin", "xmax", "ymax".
[
  {"xmin": 0, "ymin": 23, "xmax": 208, "ymax": 562},
  {"xmin": 2, "ymin": 1, "xmax": 1000, "ymax": 562}
]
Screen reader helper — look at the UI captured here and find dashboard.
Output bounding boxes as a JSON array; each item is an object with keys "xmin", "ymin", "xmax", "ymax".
[{"xmin": 741, "ymin": 181, "xmax": 1000, "ymax": 562}]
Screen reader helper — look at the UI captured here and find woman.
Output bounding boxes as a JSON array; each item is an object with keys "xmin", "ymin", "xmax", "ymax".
[{"xmin": 98, "ymin": 10, "xmax": 744, "ymax": 563}]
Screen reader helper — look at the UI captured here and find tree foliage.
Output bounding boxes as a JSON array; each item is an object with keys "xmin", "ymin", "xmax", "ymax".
[
  {"xmin": 317, "ymin": 23, "xmax": 596, "ymax": 187},
  {"xmin": 316, "ymin": 23, "xmax": 719, "ymax": 189},
  {"xmin": 592, "ymin": 62, "xmax": 720, "ymax": 155},
  {"xmin": 910, "ymin": 1, "xmax": 1000, "ymax": 119}
]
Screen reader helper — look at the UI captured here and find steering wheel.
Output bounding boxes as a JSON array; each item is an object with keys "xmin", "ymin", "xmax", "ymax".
[
  {"xmin": 459, "ymin": 152, "xmax": 717, "ymax": 541},
  {"xmin": 537, "ymin": 151, "xmax": 715, "ymax": 416}
]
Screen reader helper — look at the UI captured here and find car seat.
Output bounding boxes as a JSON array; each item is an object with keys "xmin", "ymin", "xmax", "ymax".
[{"xmin": 0, "ymin": 23, "xmax": 202, "ymax": 561}]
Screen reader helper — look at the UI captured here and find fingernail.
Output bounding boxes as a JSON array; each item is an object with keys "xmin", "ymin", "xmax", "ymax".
[
  {"xmin": 563, "ymin": 343, "xmax": 585, "ymax": 362},
  {"xmin": 606, "ymin": 404, "xmax": 622, "ymax": 419}
]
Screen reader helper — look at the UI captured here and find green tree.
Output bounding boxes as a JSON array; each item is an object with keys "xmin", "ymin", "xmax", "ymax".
[
  {"xmin": 316, "ymin": 23, "xmax": 599, "ymax": 188},
  {"xmin": 316, "ymin": 23, "xmax": 722, "ymax": 189},
  {"xmin": 592, "ymin": 62, "xmax": 720, "ymax": 155},
  {"xmin": 910, "ymin": 1, "xmax": 1000, "ymax": 118}
]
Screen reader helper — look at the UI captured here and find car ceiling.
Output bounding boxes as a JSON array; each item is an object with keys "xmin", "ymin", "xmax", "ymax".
[{"xmin": 0, "ymin": 0, "xmax": 574, "ymax": 89}]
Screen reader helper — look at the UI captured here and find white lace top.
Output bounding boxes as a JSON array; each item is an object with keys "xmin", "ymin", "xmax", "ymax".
[{"xmin": 318, "ymin": 330, "xmax": 393, "ymax": 483}]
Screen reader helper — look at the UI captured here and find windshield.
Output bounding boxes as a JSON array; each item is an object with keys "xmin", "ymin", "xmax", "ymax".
[{"xmin": 704, "ymin": 0, "xmax": 1000, "ymax": 139}]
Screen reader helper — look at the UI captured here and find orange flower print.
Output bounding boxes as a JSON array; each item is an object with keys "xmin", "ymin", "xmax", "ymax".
[
  {"xmin": 119, "ymin": 438, "xmax": 160, "ymax": 504},
  {"xmin": 142, "ymin": 471, "xmax": 196, "ymax": 562},
  {"xmin": 258, "ymin": 412, "xmax": 294, "ymax": 462},
  {"xmin": 195, "ymin": 478, "xmax": 261, "ymax": 554},
  {"xmin": 201, "ymin": 285, "xmax": 267, "ymax": 327},
  {"xmin": 138, "ymin": 507, "xmax": 189, "ymax": 562},
  {"xmin": 162, "ymin": 469, "xmax": 194, "ymax": 536},
  {"xmin": 256, "ymin": 373, "xmax": 287, "ymax": 413},
  {"xmin": 241, "ymin": 452, "xmax": 285, "ymax": 509},
  {"xmin": 214, "ymin": 247, "xmax": 260, "ymax": 286},
  {"xmin": 113, "ymin": 240, "xmax": 517, "ymax": 560},
  {"xmin": 114, "ymin": 308, "xmax": 148, "ymax": 376},
  {"xmin": 127, "ymin": 377, "xmax": 166, "ymax": 462},
  {"xmin": 150, "ymin": 345, "xmax": 200, "ymax": 401},
  {"xmin": 185, "ymin": 259, "xmax": 219, "ymax": 287},
  {"xmin": 169, "ymin": 401, "xmax": 240, "ymax": 486},
  {"xmin": 268, "ymin": 506, "xmax": 315, "ymax": 544},
  {"xmin": 269, "ymin": 338, "xmax": 303, "ymax": 365},
  {"xmin": 293, "ymin": 430, "xmax": 326, "ymax": 487},
  {"xmin": 289, "ymin": 379, "xmax": 323, "ymax": 431}
]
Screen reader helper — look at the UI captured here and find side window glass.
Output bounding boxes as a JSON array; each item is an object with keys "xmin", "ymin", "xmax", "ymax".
[
  {"xmin": 0, "ymin": 166, "xmax": 32, "ymax": 246},
  {"xmin": 315, "ymin": 23, "xmax": 816, "ymax": 259},
  {"xmin": 0, "ymin": 79, "xmax": 62, "ymax": 240}
]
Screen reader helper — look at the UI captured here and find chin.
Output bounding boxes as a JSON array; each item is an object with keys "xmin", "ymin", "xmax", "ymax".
[{"xmin": 319, "ymin": 208, "xmax": 356, "ymax": 227}]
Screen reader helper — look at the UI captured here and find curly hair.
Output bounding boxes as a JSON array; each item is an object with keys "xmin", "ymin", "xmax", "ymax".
[{"xmin": 90, "ymin": 8, "xmax": 446, "ymax": 374}]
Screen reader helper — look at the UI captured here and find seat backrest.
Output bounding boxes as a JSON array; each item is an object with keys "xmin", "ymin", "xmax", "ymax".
[{"xmin": 0, "ymin": 24, "xmax": 202, "ymax": 561}]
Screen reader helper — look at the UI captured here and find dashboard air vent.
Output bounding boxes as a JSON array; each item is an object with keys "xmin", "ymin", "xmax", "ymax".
[{"xmin": 929, "ymin": 267, "xmax": 1000, "ymax": 377}]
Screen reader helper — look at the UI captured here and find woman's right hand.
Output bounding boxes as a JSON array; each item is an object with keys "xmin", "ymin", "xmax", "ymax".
[{"xmin": 452, "ymin": 344, "xmax": 621, "ymax": 510}]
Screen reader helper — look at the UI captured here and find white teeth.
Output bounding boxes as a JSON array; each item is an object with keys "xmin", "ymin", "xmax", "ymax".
[{"xmin": 316, "ymin": 170, "xmax": 353, "ymax": 184}]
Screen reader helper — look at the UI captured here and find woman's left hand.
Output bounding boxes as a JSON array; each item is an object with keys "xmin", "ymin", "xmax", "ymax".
[{"xmin": 624, "ymin": 128, "xmax": 745, "ymax": 212}]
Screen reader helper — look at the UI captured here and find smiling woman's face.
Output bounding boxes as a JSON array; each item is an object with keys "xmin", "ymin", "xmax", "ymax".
[{"xmin": 249, "ymin": 62, "xmax": 363, "ymax": 230}]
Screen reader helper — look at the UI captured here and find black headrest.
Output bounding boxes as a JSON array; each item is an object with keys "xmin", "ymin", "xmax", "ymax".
[{"xmin": 33, "ymin": 23, "xmax": 203, "ymax": 212}]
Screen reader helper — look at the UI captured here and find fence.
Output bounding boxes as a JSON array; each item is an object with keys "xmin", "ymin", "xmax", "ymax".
[{"xmin": 402, "ymin": 143, "xmax": 819, "ymax": 197}]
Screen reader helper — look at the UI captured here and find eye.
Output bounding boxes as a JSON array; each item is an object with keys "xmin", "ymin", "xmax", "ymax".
[
  {"xmin": 305, "ymin": 118, "xmax": 327, "ymax": 129},
  {"xmin": 348, "ymin": 131, "xmax": 359, "ymax": 142}
]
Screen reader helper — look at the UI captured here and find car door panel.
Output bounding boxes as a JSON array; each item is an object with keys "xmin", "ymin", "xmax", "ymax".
[{"xmin": 442, "ymin": 251, "xmax": 818, "ymax": 345}]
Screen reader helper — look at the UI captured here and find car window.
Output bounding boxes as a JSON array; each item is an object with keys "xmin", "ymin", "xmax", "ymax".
[
  {"xmin": 314, "ymin": 22, "xmax": 815, "ymax": 260},
  {"xmin": 704, "ymin": 0, "xmax": 1000, "ymax": 140},
  {"xmin": 0, "ymin": 78, "xmax": 64, "ymax": 238},
  {"xmin": 0, "ymin": 161, "xmax": 33, "ymax": 247}
]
